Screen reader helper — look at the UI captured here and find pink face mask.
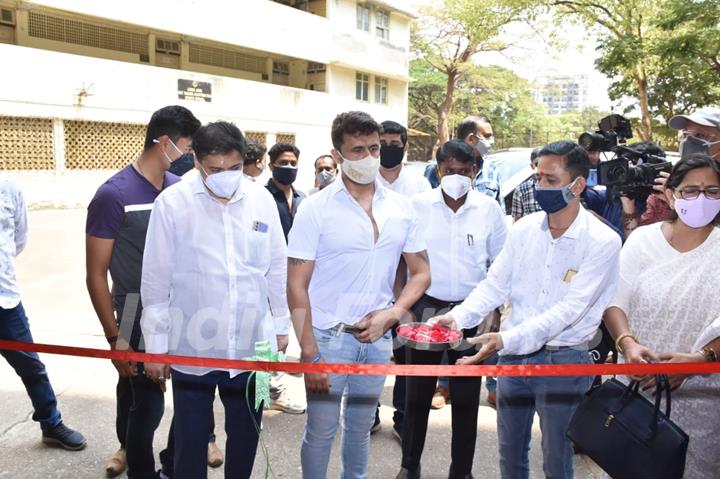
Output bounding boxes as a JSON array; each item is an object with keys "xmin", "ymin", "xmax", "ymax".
[{"xmin": 674, "ymin": 193, "xmax": 720, "ymax": 228}]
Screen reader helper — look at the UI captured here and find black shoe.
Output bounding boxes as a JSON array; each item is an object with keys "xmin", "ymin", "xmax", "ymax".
[
  {"xmin": 371, "ymin": 406, "xmax": 382, "ymax": 434},
  {"xmin": 395, "ymin": 466, "xmax": 421, "ymax": 479},
  {"xmin": 42, "ymin": 422, "xmax": 87, "ymax": 451}
]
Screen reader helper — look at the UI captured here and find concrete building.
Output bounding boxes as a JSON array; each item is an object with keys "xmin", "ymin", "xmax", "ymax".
[
  {"xmin": 0, "ymin": 0, "xmax": 414, "ymax": 207},
  {"xmin": 533, "ymin": 74, "xmax": 589, "ymax": 115}
]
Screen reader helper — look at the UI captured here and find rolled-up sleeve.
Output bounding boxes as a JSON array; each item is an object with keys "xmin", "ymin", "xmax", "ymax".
[
  {"xmin": 140, "ymin": 195, "xmax": 176, "ymax": 354},
  {"xmin": 287, "ymin": 198, "xmax": 320, "ymax": 261},
  {"xmin": 13, "ymin": 186, "xmax": 28, "ymax": 255}
]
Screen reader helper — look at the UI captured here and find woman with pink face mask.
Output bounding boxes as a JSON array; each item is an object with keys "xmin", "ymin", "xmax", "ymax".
[{"xmin": 603, "ymin": 153, "xmax": 720, "ymax": 478}]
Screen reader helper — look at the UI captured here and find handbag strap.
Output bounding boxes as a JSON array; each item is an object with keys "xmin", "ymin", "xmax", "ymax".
[{"xmin": 649, "ymin": 375, "xmax": 673, "ymax": 437}]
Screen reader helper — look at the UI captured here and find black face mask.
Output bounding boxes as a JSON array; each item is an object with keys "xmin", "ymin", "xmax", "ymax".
[
  {"xmin": 168, "ymin": 153, "xmax": 195, "ymax": 177},
  {"xmin": 380, "ymin": 145, "xmax": 405, "ymax": 169},
  {"xmin": 272, "ymin": 165, "xmax": 298, "ymax": 186}
]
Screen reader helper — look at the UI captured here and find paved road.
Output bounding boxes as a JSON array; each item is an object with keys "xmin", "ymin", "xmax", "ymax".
[{"xmin": 0, "ymin": 209, "xmax": 602, "ymax": 478}]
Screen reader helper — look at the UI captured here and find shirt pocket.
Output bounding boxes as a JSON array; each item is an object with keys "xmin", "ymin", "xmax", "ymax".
[
  {"xmin": 463, "ymin": 230, "xmax": 490, "ymax": 272},
  {"xmin": 242, "ymin": 228, "xmax": 271, "ymax": 272}
]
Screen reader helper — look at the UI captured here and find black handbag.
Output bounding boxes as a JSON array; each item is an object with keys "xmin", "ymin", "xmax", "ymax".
[{"xmin": 567, "ymin": 375, "xmax": 689, "ymax": 479}]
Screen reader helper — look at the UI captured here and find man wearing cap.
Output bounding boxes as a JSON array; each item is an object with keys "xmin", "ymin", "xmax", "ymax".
[{"xmin": 669, "ymin": 106, "xmax": 720, "ymax": 160}]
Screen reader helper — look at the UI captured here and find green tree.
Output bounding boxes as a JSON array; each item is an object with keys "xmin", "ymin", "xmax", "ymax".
[
  {"xmin": 551, "ymin": 0, "xmax": 661, "ymax": 140},
  {"xmin": 412, "ymin": 0, "xmax": 534, "ymax": 143}
]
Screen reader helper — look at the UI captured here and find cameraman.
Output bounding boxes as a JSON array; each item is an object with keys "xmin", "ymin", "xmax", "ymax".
[{"xmin": 582, "ymin": 142, "xmax": 667, "ymax": 240}]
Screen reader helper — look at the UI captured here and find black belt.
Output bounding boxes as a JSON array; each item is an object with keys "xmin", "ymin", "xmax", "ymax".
[{"xmin": 421, "ymin": 294, "xmax": 463, "ymax": 309}]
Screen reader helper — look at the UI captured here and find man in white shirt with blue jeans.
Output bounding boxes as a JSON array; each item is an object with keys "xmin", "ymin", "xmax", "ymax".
[
  {"xmin": 288, "ymin": 111, "xmax": 430, "ymax": 479},
  {"xmin": 141, "ymin": 121, "xmax": 290, "ymax": 479},
  {"xmin": 434, "ymin": 141, "xmax": 621, "ymax": 479}
]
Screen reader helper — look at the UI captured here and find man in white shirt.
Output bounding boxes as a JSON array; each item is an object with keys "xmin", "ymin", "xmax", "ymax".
[
  {"xmin": 396, "ymin": 140, "xmax": 508, "ymax": 479},
  {"xmin": 373, "ymin": 120, "xmax": 431, "ymax": 436},
  {"xmin": 378, "ymin": 120, "xmax": 431, "ymax": 197},
  {"xmin": 287, "ymin": 111, "xmax": 430, "ymax": 479},
  {"xmin": 0, "ymin": 180, "xmax": 86, "ymax": 451},
  {"xmin": 434, "ymin": 141, "xmax": 621, "ymax": 479},
  {"xmin": 141, "ymin": 121, "xmax": 290, "ymax": 479}
]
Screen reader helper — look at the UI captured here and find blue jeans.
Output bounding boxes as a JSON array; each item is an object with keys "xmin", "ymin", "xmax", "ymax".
[
  {"xmin": 172, "ymin": 369, "xmax": 262, "ymax": 479},
  {"xmin": 497, "ymin": 347, "xmax": 593, "ymax": 479},
  {"xmin": 301, "ymin": 327, "xmax": 392, "ymax": 479},
  {"xmin": 0, "ymin": 302, "xmax": 61, "ymax": 431}
]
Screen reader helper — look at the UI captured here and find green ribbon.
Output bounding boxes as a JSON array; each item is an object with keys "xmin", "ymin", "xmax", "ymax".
[{"xmin": 245, "ymin": 340, "xmax": 283, "ymax": 411}]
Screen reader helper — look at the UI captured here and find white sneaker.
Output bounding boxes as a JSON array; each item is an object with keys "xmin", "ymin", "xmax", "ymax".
[{"xmin": 268, "ymin": 389, "xmax": 306, "ymax": 414}]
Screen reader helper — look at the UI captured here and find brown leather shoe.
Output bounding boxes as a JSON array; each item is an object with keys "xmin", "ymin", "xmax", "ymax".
[
  {"xmin": 105, "ymin": 448, "xmax": 127, "ymax": 478},
  {"xmin": 431, "ymin": 386, "xmax": 450, "ymax": 410},
  {"xmin": 207, "ymin": 442, "xmax": 224, "ymax": 468},
  {"xmin": 486, "ymin": 391, "xmax": 497, "ymax": 408}
]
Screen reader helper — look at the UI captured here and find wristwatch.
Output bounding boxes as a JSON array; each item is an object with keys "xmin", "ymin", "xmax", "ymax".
[{"xmin": 699, "ymin": 347, "xmax": 718, "ymax": 362}]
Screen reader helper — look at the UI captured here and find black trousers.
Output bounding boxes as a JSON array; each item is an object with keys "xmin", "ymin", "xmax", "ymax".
[{"xmin": 400, "ymin": 295, "xmax": 482, "ymax": 476}]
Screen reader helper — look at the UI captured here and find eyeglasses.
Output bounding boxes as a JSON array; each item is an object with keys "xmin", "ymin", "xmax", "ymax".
[
  {"xmin": 674, "ymin": 186, "xmax": 720, "ymax": 200},
  {"xmin": 680, "ymin": 130, "xmax": 720, "ymax": 143}
]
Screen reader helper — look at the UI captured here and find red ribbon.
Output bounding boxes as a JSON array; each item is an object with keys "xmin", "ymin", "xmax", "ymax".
[{"xmin": 2, "ymin": 339, "xmax": 719, "ymax": 376}]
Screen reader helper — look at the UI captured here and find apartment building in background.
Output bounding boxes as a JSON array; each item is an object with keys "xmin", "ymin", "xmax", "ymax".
[
  {"xmin": 0, "ymin": 0, "xmax": 415, "ymax": 206},
  {"xmin": 533, "ymin": 74, "xmax": 589, "ymax": 115}
]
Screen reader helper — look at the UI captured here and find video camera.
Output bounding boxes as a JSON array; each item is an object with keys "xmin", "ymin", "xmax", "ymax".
[{"xmin": 579, "ymin": 114, "xmax": 673, "ymax": 200}]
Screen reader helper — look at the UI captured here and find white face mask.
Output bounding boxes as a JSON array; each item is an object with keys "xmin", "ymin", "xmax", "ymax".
[
  {"xmin": 201, "ymin": 167, "xmax": 243, "ymax": 199},
  {"xmin": 340, "ymin": 154, "xmax": 380, "ymax": 185},
  {"xmin": 316, "ymin": 169, "xmax": 336, "ymax": 189},
  {"xmin": 474, "ymin": 135, "xmax": 495, "ymax": 156},
  {"xmin": 440, "ymin": 174, "xmax": 472, "ymax": 200}
]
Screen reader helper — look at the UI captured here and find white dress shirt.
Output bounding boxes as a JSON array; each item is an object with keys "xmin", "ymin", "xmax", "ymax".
[
  {"xmin": 412, "ymin": 188, "xmax": 508, "ymax": 302},
  {"xmin": 140, "ymin": 173, "xmax": 290, "ymax": 377},
  {"xmin": 379, "ymin": 166, "xmax": 431, "ymax": 197},
  {"xmin": 288, "ymin": 177, "xmax": 426, "ymax": 329},
  {"xmin": 451, "ymin": 207, "xmax": 621, "ymax": 355},
  {"xmin": 0, "ymin": 180, "xmax": 28, "ymax": 309}
]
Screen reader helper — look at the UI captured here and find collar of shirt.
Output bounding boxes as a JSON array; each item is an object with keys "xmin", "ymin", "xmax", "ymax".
[
  {"xmin": 430, "ymin": 187, "xmax": 484, "ymax": 214},
  {"xmin": 538, "ymin": 205, "xmax": 586, "ymax": 241},
  {"xmin": 191, "ymin": 169, "xmax": 246, "ymax": 204},
  {"xmin": 329, "ymin": 174, "xmax": 388, "ymax": 201},
  {"xmin": 265, "ymin": 178, "xmax": 301, "ymax": 199}
]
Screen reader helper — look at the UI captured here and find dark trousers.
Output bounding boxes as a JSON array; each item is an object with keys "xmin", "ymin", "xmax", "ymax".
[
  {"xmin": 172, "ymin": 369, "xmax": 262, "ymax": 479},
  {"xmin": 401, "ymin": 296, "xmax": 482, "ymax": 476},
  {"xmin": 0, "ymin": 302, "xmax": 61, "ymax": 431},
  {"xmin": 391, "ymin": 323, "xmax": 406, "ymax": 432},
  {"xmin": 159, "ymin": 406, "xmax": 217, "ymax": 477},
  {"xmin": 126, "ymin": 364, "xmax": 165, "ymax": 479},
  {"xmin": 116, "ymin": 377, "xmax": 131, "ymax": 449}
]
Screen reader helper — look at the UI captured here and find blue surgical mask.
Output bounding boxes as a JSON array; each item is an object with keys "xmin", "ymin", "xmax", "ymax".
[{"xmin": 534, "ymin": 178, "xmax": 579, "ymax": 214}]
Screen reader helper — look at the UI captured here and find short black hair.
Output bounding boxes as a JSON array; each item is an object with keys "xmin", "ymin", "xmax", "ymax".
[
  {"xmin": 144, "ymin": 105, "xmax": 201, "ymax": 151},
  {"xmin": 268, "ymin": 143, "xmax": 300, "ymax": 164},
  {"xmin": 192, "ymin": 121, "xmax": 247, "ymax": 162},
  {"xmin": 380, "ymin": 120, "xmax": 407, "ymax": 145},
  {"xmin": 537, "ymin": 141, "xmax": 590, "ymax": 179},
  {"xmin": 530, "ymin": 147, "xmax": 542, "ymax": 164},
  {"xmin": 331, "ymin": 111, "xmax": 382, "ymax": 151},
  {"xmin": 666, "ymin": 153, "xmax": 720, "ymax": 191},
  {"xmin": 314, "ymin": 154, "xmax": 336, "ymax": 169},
  {"xmin": 436, "ymin": 139, "xmax": 474, "ymax": 164},
  {"xmin": 243, "ymin": 140, "xmax": 267, "ymax": 165},
  {"xmin": 455, "ymin": 116, "xmax": 490, "ymax": 141}
]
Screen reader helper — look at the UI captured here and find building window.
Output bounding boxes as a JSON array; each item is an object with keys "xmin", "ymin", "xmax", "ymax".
[
  {"xmin": 273, "ymin": 61, "xmax": 290, "ymax": 86},
  {"xmin": 356, "ymin": 72, "xmax": 369, "ymax": 101},
  {"xmin": 375, "ymin": 76, "xmax": 388, "ymax": 104},
  {"xmin": 375, "ymin": 9, "xmax": 389, "ymax": 40},
  {"xmin": 356, "ymin": 4, "xmax": 370, "ymax": 32}
]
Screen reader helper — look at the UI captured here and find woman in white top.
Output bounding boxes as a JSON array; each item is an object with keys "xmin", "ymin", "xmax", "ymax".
[{"xmin": 604, "ymin": 153, "xmax": 720, "ymax": 478}]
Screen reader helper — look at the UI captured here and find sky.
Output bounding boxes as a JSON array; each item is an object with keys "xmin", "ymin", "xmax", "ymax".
[{"xmin": 410, "ymin": 1, "xmax": 614, "ymax": 111}]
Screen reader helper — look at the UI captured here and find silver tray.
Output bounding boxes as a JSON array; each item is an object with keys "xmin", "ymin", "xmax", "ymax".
[{"xmin": 396, "ymin": 322, "xmax": 463, "ymax": 351}]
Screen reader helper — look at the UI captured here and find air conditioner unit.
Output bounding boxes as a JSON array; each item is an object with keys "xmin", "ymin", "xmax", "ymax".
[
  {"xmin": 156, "ymin": 38, "xmax": 180, "ymax": 55},
  {"xmin": 0, "ymin": 8, "xmax": 16, "ymax": 26}
]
